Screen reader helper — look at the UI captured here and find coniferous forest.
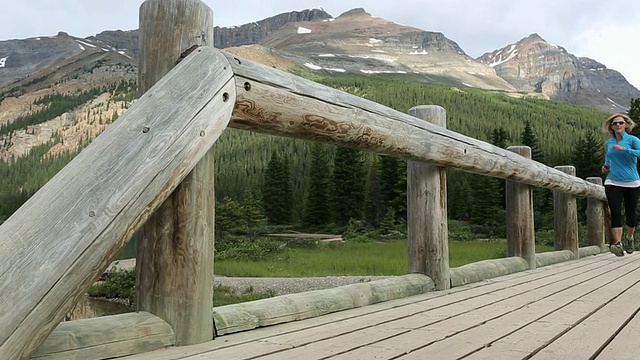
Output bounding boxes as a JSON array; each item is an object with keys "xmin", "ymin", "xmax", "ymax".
[{"xmin": 1, "ymin": 72, "xmax": 635, "ymax": 240}]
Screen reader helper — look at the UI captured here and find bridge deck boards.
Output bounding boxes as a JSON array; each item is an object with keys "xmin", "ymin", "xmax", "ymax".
[{"xmin": 120, "ymin": 254, "xmax": 640, "ymax": 360}]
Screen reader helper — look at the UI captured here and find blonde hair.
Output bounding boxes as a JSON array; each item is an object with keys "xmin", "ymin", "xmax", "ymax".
[{"xmin": 603, "ymin": 113, "xmax": 636, "ymax": 134}]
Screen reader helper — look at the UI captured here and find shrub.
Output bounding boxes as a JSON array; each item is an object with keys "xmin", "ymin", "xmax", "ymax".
[
  {"xmin": 87, "ymin": 269, "xmax": 136, "ymax": 309},
  {"xmin": 215, "ymin": 236, "xmax": 286, "ymax": 261}
]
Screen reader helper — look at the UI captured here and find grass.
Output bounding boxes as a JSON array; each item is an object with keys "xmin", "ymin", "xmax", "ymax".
[
  {"xmin": 87, "ymin": 238, "xmax": 555, "ymax": 315},
  {"xmin": 214, "ymin": 239, "xmax": 555, "ymax": 277},
  {"xmin": 212, "ymin": 284, "xmax": 276, "ymax": 307}
]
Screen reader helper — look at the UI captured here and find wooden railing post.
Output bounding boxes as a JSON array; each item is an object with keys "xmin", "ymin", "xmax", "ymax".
[
  {"xmin": 586, "ymin": 177, "xmax": 606, "ymax": 252},
  {"xmin": 137, "ymin": 0, "xmax": 215, "ymax": 345},
  {"xmin": 407, "ymin": 105, "xmax": 450, "ymax": 290},
  {"xmin": 553, "ymin": 166, "xmax": 579, "ymax": 257},
  {"xmin": 506, "ymin": 146, "xmax": 535, "ymax": 269}
]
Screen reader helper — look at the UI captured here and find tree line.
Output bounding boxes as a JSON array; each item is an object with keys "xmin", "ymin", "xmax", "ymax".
[{"xmin": 0, "ymin": 73, "xmax": 633, "ymax": 240}]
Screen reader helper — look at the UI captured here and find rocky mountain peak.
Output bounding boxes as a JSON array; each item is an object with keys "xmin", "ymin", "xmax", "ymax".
[
  {"xmin": 213, "ymin": 8, "xmax": 332, "ymax": 49},
  {"xmin": 478, "ymin": 33, "xmax": 640, "ymax": 112},
  {"xmin": 338, "ymin": 8, "xmax": 371, "ymax": 17}
]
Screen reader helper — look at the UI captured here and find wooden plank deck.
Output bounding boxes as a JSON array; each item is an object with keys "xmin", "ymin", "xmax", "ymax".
[{"xmin": 120, "ymin": 253, "xmax": 640, "ymax": 360}]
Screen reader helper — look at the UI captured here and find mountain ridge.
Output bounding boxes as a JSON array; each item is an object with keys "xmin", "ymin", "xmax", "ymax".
[{"xmin": 0, "ymin": 7, "xmax": 637, "ymax": 161}]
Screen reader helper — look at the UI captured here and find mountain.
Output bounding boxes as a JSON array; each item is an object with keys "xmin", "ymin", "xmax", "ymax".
[
  {"xmin": 253, "ymin": 8, "xmax": 515, "ymax": 91},
  {"xmin": 0, "ymin": 32, "xmax": 135, "ymax": 89},
  {"xmin": 214, "ymin": 8, "xmax": 333, "ymax": 48},
  {"xmin": 0, "ymin": 32, "xmax": 136, "ymax": 160},
  {"xmin": 478, "ymin": 33, "xmax": 640, "ymax": 112},
  {"xmin": 0, "ymin": 8, "xmax": 637, "ymax": 161}
]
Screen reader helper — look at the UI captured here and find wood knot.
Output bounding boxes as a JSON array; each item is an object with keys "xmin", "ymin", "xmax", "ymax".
[{"xmin": 176, "ymin": 45, "xmax": 200, "ymax": 64}]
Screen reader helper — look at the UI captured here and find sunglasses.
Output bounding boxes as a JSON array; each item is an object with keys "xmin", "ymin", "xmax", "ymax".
[{"xmin": 612, "ymin": 121, "xmax": 627, "ymax": 126}]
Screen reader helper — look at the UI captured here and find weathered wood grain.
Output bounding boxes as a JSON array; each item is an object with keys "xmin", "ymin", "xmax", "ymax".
[
  {"xmin": 137, "ymin": 0, "xmax": 216, "ymax": 346},
  {"xmin": 212, "ymin": 255, "xmax": 625, "ymax": 359},
  {"xmin": 535, "ymin": 250, "xmax": 575, "ymax": 267},
  {"xmin": 31, "ymin": 312, "xmax": 174, "ymax": 360},
  {"xmin": 213, "ymin": 274, "xmax": 434, "ymax": 335},
  {"xmin": 221, "ymin": 51, "xmax": 605, "ymax": 201},
  {"xmin": 506, "ymin": 146, "xmax": 535, "ymax": 269},
  {"xmin": 399, "ymin": 256, "xmax": 640, "ymax": 359},
  {"xmin": 450, "ymin": 257, "xmax": 529, "ymax": 287},
  {"xmin": 553, "ymin": 166, "xmax": 579, "ymax": 256},
  {"xmin": 407, "ymin": 105, "xmax": 449, "ymax": 290},
  {"xmin": 117, "ymin": 256, "xmax": 616, "ymax": 359},
  {"xmin": 586, "ymin": 176, "xmax": 606, "ymax": 252},
  {"xmin": 579, "ymin": 245, "xmax": 601, "ymax": 257},
  {"xmin": 0, "ymin": 46, "xmax": 235, "ymax": 359}
]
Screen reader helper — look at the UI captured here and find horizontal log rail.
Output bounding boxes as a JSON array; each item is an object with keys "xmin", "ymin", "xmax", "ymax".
[
  {"xmin": 31, "ymin": 312, "xmax": 174, "ymax": 359},
  {"xmin": 222, "ymin": 51, "xmax": 605, "ymax": 201}
]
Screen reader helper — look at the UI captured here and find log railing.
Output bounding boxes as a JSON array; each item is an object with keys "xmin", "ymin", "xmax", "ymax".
[{"xmin": 0, "ymin": 0, "xmax": 608, "ymax": 358}]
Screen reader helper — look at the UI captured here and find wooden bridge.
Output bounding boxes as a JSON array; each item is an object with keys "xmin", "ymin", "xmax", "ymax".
[
  {"xmin": 117, "ymin": 254, "xmax": 640, "ymax": 360},
  {"xmin": 0, "ymin": 1, "xmax": 626, "ymax": 359}
]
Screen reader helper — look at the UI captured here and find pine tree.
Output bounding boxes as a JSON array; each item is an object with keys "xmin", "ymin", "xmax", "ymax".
[
  {"xmin": 469, "ymin": 172, "xmax": 504, "ymax": 236},
  {"xmin": 491, "ymin": 128, "xmax": 509, "ymax": 148},
  {"xmin": 447, "ymin": 173, "xmax": 472, "ymax": 221},
  {"xmin": 571, "ymin": 130, "xmax": 604, "ymax": 180},
  {"xmin": 629, "ymin": 98, "xmax": 640, "ymax": 122},
  {"xmin": 364, "ymin": 157, "xmax": 384, "ymax": 227},
  {"xmin": 572, "ymin": 130, "xmax": 605, "ymax": 223},
  {"xmin": 378, "ymin": 155, "xmax": 406, "ymax": 222},
  {"xmin": 331, "ymin": 145, "xmax": 366, "ymax": 227},
  {"xmin": 490, "ymin": 127, "xmax": 509, "ymax": 208},
  {"xmin": 262, "ymin": 151, "xmax": 293, "ymax": 225},
  {"xmin": 215, "ymin": 196, "xmax": 243, "ymax": 236},
  {"xmin": 303, "ymin": 142, "xmax": 331, "ymax": 226},
  {"xmin": 241, "ymin": 190, "xmax": 267, "ymax": 235},
  {"xmin": 379, "ymin": 155, "xmax": 400, "ymax": 207},
  {"xmin": 521, "ymin": 120, "xmax": 551, "ymax": 215},
  {"xmin": 520, "ymin": 120, "xmax": 545, "ymax": 164}
]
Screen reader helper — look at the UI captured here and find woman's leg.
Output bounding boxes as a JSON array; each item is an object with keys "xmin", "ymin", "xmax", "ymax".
[
  {"xmin": 606, "ymin": 185, "xmax": 625, "ymax": 256},
  {"xmin": 606, "ymin": 185, "xmax": 624, "ymax": 244},
  {"xmin": 622, "ymin": 186, "xmax": 640, "ymax": 253},
  {"xmin": 622, "ymin": 186, "xmax": 640, "ymax": 229}
]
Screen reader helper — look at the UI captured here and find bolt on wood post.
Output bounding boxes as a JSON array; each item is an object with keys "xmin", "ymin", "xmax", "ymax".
[
  {"xmin": 137, "ymin": 0, "xmax": 215, "ymax": 345},
  {"xmin": 506, "ymin": 146, "xmax": 535, "ymax": 269},
  {"xmin": 407, "ymin": 105, "xmax": 450, "ymax": 290},
  {"xmin": 553, "ymin": 166, "xmax": 579, "ymax": 258},
  {"xmin": 586, "ymin": 177, "xmax": 606, "ymax": 252}
]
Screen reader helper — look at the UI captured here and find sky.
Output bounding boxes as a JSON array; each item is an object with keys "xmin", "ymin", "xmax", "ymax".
[{"xmin": 2, "ymin": 0, "xmax": 639, "ymax": 88}]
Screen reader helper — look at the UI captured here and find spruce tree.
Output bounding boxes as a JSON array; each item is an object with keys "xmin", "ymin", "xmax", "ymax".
[
  {"xmin": 520, "ymin": 120, "xmax": 545, "ymax": 164},
  {"xmin": 215, "ymin": 196, "xmax": 243, "ymax": 236},
  {"xmin": 303, "ymin": 142, "xmax": 331, "ymax": 226},
  {"xmin": 331, "ymin": 145, "xmax": 366, "ymax": 227},
  {"xmin": 364, "ymin": 157, "xmax": 384, "ymax": 227},
  {"xmin": 241, "ymin": 190, "xmax": 267, "ymax": 235},
  {"xmin": 520, "ymin": 120, "xmax": 551, "ymax": 216},
  {"xmin": 469, "ymin": 172, "xmax": 504, "ymax": 236},
  {"xmin": 447, "ymin": 173, "xmax": 472, "ymax": 221},
  {"xmin": 392, "ymin": 162, "xmax": 408, "ymax": 223},
  {"xmin": 378, "ymin": 155, "xmax": 406, "ymax": 222},
  {"xmin": 262, "ymin": 151, "xmax": 293, "ymax": 225},
  {"xmin": 572, "ymin": 130, "xmax": 604, "ymax": 223},
  {"xmin": 629, "ymin": 98, "xmax": 640, "ymax": 122},
  {"xmin": 491, "ymin": 128, "xmax": 509, "ymax": 148},
  {"xmin": 379, "ymin": 155, "xmax": 400, "ymax": 207},
  {"xmin": 491, "ymin": 127, "xmax": 509, "ymax": 207},
  {"xmin": 571, "ymin": 130, "xmax": 604, "ymax": 180}
]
